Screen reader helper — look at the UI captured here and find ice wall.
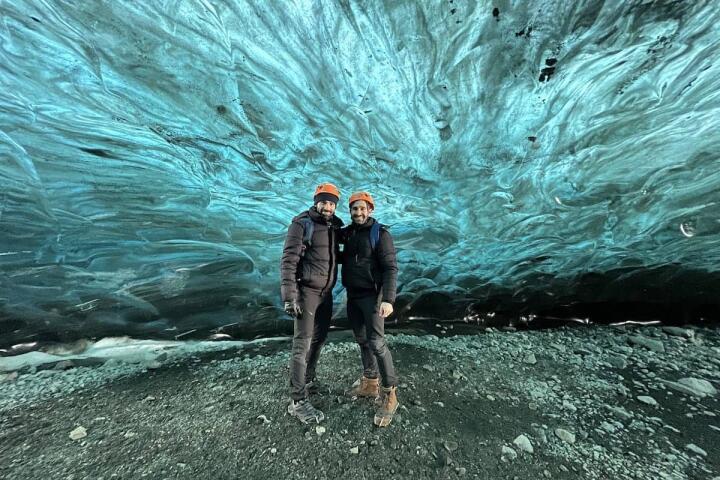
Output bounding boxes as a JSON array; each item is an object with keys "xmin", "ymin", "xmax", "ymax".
[{"xmin": 1, "ymin": 1, "xmax": 719, "ymax": 346}]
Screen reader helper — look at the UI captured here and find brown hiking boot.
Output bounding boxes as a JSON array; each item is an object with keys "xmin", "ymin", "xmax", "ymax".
[
  {"xmin": 349, "ymin": 376, "xmax": 379, "ymax": 398},
  {"xmin": 374, "ymin": 386, "xmax": 399, "ymax": 427}
]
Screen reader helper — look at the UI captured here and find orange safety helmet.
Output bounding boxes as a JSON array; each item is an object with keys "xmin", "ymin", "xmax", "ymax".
[
  {"xmin": 313, "ymin": 182, "xmax": 340, "ymax": 203},
  {"xmin": 348, "ymin": 191, "xmax": 375, "ymax": 210}
]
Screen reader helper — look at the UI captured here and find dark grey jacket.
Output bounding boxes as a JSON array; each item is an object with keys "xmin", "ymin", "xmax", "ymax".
[
  {"xmin": 340, "ymin": 217, "xmax": 398, "ymax": 304},
  {"xmin": 280, "ymin": 207, "xmax": 344, "ymax": 302}
]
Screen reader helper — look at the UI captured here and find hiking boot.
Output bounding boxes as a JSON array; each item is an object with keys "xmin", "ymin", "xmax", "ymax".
[
  {"xmin": 287, "ymin": 399, "xmax": 325, "ymax": 424},
  {"xmin": 348, "ymin": 376, "xmax": 380, "ymax": 398},
  {"xmin": 374, "ymin": 386, "xmax": 399, "ymax": 427}
]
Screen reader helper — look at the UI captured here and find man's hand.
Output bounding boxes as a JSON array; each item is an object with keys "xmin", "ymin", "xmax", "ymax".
[
  {"xmin": 379, "ymin": 302, "xmax": 394, "ymax": 318},
  {"xmin": 284, "ymin": 299, "xmax": 303, "ymax": 318}
]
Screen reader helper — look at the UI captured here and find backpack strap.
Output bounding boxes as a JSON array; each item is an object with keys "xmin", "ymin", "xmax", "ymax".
[
  {"xmin": 369, "ymin": 222, "xmax": 382, "ymax": 252},
  {"xmin": 299, "ymin": 217, "xmax": 315, "ymax": 257},
  {"xmin": 369, "ymin": 223, "xmax": 385, "ymax": 293}
]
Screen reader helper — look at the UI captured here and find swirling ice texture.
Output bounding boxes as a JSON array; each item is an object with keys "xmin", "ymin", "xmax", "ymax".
[{"xmin": 1, "ymin": 0, "xmax": 719, "ymax": 345}]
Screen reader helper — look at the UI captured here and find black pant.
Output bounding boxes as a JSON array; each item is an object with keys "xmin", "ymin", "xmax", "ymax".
[
  {"xmin": 348, "ymin": 293, "xmax": 398, "ymax": 388},
  {"xmin": 289, "ymin": 289, "xmax": 332, "ymax": 401}
]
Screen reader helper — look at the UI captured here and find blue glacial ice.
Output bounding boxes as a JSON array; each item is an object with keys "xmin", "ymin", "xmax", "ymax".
[{"xmin": 1, "ymin": 1, "xmax": 719, "ymax": 346}]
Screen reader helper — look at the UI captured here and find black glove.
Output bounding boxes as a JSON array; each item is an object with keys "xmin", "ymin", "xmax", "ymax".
[{"xmin": 284, "ymin": 299, "xmax": 302, "ymax": 318}]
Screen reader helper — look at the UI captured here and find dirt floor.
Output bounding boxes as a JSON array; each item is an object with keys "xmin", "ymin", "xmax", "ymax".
[{"xmin": 1, "ymin": 325, "xmax": 719, "ymax": 479}]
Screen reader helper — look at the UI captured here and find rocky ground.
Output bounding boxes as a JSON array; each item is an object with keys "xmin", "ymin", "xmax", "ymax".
[{"xmin": 1, "ymin": 325, "xmax": 719, "ymax": 479}]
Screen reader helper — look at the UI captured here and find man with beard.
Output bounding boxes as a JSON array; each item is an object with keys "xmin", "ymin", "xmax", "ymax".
[
  {"xmin": 341, "ymin": 191, "xmax": 399, "ymax": 427},
  {"xmin": 281, "ymin": 183, "xmax": 343, "ymax": 424}
]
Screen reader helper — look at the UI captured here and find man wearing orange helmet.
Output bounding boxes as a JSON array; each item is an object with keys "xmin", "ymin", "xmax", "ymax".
[
  {"xmin": 341, "ymin": 191, "xmax": 400, "ymax": 427},
  {"xmin": 281, "ymin": 182, "xmax": 344, "ymax": 424}
]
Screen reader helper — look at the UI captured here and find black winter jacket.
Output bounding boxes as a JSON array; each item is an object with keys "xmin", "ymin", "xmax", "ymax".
[
  {"xmin": 341, "ymin": 217, "xmax": 398, "ymax": 304},
  {"xmin": 280, "ymin": 207, "xmax": 344, "ymax": 302}
]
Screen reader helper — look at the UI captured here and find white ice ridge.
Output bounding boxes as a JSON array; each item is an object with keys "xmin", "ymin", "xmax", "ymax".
[{"xmin": 0, "ymin": 336, "xmax": 285, "ymax": 373}]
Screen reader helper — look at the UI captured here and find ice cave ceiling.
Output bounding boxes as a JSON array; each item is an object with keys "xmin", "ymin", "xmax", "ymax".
[{"xmin": 1, "ymin": 0, "xmax": 719, "ymax": 346}]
